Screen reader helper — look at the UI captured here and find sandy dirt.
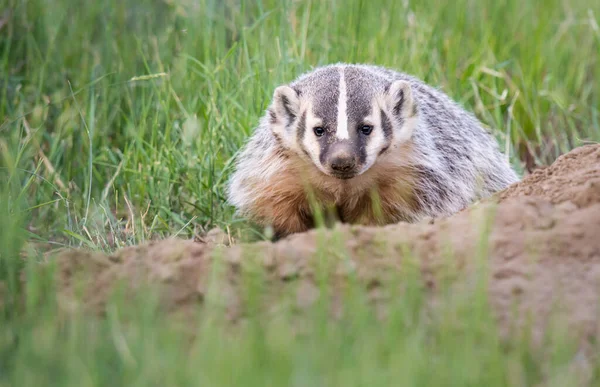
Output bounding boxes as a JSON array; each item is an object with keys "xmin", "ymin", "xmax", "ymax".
[{"xmin": 53, "ymin": 144, "xmax": 600, "ymax": 347}]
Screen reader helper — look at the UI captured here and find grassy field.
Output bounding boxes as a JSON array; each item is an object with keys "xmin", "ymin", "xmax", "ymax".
[{"xmin": 1, "ymin": 0, "xmax": 599, "ymax": 385}]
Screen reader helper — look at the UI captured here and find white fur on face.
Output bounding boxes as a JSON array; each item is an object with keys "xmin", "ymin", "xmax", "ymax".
[
  {"xmin": 335, "ymin": 68, "xmax": 349, "ymax": 140},
  {"xmin": 300, "ymin": 104, "xmax": 330, "ymax": 174}
]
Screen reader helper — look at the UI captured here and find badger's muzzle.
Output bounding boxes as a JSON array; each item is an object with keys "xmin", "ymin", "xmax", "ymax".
[{"xmin": 326, "ymin": 141, "xmax": 358, "ymax": 179}]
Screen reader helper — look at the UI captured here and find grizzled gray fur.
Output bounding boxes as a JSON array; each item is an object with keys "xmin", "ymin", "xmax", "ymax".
[{"xmin": 227, "ymin": 64, "xmax": 520, "ymax": 237}]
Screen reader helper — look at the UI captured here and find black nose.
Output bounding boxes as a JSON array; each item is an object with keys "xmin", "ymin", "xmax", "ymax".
[{"xmin": 330, "ymin": 156, "xmax": 356, "ymax": 172}]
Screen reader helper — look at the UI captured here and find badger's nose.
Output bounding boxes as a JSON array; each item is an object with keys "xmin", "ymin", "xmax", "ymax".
[
  {"xmin": 330, "ymin": 155, "xmax": 356, "ymax": 172},
  {"xmin": 327, "ymin": 142, "xmax": 357, "ymax": 176},
  {"xmin": 329, "ymin": 150, "xmax": 356, "ymax": 172}
]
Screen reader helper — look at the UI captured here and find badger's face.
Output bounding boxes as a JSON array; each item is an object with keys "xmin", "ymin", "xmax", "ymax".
[{"xmin": 268, "ymin": 65, "xmax": 417, "ymax": 180}]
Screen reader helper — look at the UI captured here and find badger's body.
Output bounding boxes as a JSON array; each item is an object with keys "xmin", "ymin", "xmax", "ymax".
[{"xmin": 227, "ymin": 64, "xmax": 519, "ymax": 237}]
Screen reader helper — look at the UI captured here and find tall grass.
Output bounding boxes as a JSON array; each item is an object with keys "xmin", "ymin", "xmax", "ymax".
[
  {"xmin": 2, "ymin": 0, "xmax": 598, "ymax": 245},
  {"xmin": 1, "ymin": 0, "xmax": 599, "ymax": 384}
]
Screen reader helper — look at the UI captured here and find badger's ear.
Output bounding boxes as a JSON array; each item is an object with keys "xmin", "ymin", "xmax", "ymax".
[
  {"xmin": 385, "ymin": 80, "xmax": 416, "ymax": 119},
  {"xmin": 270, "ymin": 85, "xmax": 300, "ymax": 129}
]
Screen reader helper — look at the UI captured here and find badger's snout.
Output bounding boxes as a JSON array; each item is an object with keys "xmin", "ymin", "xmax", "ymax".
[
  {"xmin": 326, "ymin": 142, "xmax": 358, "ymax": 178},
  {"xmin": 330, "ymin": 154, "xmax": 355, "ymax": 172}
]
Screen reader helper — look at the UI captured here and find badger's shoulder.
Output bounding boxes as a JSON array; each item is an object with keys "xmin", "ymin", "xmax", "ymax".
[
  {"xmin": 227, "ymin": 116, "xmax": 285, "ymax": 203},
  {"xmin": 227, "ymin": 115, "xmax": 313, "ymax": 233}
]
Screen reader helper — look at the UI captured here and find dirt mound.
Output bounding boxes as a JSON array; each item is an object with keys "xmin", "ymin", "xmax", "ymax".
[
  {"xmin": 499, "ymin": 144, "xmax": 600, "ymax": 206},
  {"xmin": 54, "ymin": 145, "xmax": 600, "ymax": 346}
]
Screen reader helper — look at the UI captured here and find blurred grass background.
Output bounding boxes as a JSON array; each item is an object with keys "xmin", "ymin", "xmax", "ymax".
[
  {"xmin": 1, "ymin": 0, "xmax": 599, "ymax": 385},
  {"xmin": 1, "ymin": 0, "xmax": 598, "ymax": 246}
]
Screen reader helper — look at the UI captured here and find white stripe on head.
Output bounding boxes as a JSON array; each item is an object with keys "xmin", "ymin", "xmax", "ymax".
[{"xmin": 336, "ymin": 67, "xmax": 349, "ymax": 140}]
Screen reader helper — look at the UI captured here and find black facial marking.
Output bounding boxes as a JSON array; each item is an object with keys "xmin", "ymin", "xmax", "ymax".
[
  {"xmin": 378, "ymin": 109, "xmax": 393, "ymax": 156},
  {"xmin": 356, "ymin": 132, "xmax": 366, "ymax": 165},
  {"xmin": 380, "ymin": 109, "xmax": 393, "ymax": 139},
  {"xmin": 319, "ymin": 135, "xmax": 332, "ymax": 165}
]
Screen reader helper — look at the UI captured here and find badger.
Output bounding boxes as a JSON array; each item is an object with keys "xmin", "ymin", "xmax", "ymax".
[{"xmin": 227, "ymin": 64, "xmax": 519, "ymax": 238}]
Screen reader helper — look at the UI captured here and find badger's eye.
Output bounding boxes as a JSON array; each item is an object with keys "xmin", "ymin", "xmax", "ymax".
[
  {"xmin": 313, "ymin": 127, "xmax": 325, "ymax": 137},
  {"xmin": 360, "ymin": 125, "xmax": 373, "ymax": 135}
]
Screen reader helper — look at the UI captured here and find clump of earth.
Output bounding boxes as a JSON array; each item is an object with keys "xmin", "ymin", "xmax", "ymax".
[{"xmin": 53, "ymin": 145, "xmax": 600, "ymax": 348}]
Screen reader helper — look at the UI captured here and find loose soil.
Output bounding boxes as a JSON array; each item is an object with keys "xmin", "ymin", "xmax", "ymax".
[{"xmin": 53, "ymin": 144, "xmax": 600, "ymax": 347}]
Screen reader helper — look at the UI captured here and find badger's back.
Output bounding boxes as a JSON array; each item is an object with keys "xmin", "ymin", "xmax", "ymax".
[{"xmin": 353, "ymin": 64, "xmax": 519, "ymax": 215}]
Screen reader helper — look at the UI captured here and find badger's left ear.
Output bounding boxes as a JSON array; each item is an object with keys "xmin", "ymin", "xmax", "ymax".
[
  {"xmin": 270, "ymin": 85, "xmax": 301, "ymax": 131},
  {"xmin": 385, "ymin": 80, "xmax": 416, "ymax": 119}
]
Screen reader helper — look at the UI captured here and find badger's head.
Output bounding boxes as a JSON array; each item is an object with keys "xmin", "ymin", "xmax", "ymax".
[{"xmin": 267, "ymin": 65, "xmax": 417, "ymax": 180}]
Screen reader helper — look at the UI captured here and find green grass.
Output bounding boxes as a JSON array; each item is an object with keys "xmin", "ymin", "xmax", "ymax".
[{"xmin": 1, "ymin": 0, "xmax": 599, "ymax": 385}]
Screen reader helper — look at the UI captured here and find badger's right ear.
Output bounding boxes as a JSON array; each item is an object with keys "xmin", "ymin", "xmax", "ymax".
[{"xmin": 270, "ymin": 85, "xmax": 300, "ymax": 131}]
